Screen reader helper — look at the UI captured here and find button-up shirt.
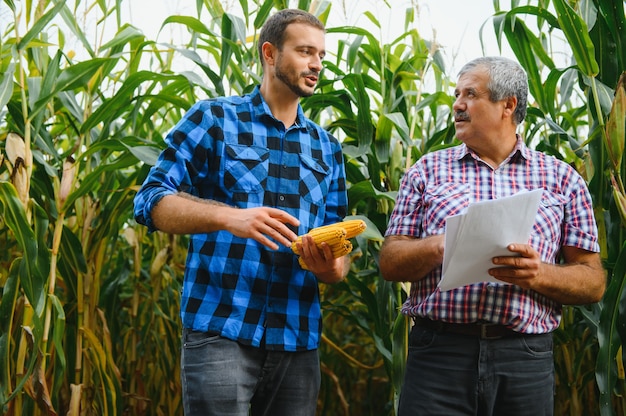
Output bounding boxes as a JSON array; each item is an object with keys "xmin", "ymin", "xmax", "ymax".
[
  {"xmin": 385, "ymin": 137, "xmax": 599, "ymax": 333},
  {"xmin": 134, "ymin": 86, "xmax": 347, "ymax": 351}
]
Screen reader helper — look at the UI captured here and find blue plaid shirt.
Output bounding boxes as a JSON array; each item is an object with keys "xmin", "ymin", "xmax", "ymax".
[
  {"xmin": 385, "ymin": 137, "xmax": 599, "ymax": 334},
  {"xmin": 134, "ymin": 86, "xmax": 347, "ymax": 351}
]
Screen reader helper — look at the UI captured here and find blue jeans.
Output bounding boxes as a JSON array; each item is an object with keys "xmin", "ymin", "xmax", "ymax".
[
  {"xmin": 398, "ymin": 324, "xmax": 554, "ymax": 416},
  {"xmin": 181, "ymin": 329, "xmax": 320, "ymax": 416}
]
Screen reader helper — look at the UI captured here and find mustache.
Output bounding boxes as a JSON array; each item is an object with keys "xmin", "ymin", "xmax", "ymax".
[{"xmin": 454, "ymin": 111, "xmax": 470, "ymax": 122}]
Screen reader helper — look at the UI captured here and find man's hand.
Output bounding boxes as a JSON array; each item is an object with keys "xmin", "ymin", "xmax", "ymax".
[
  {"xmin": 227, "ymin": 207, "xmax": 300, "ymax": 250},
  {"xmin": 296, "ymin": 235, "xmax": 347, "ymax": 283},
  {"xmin": 489, "ymin": 244, "xmax": 542, "ymax": 289},
  {"xmin": 489, "ymin": 243, "xmax": 606, "ymax": 304}
]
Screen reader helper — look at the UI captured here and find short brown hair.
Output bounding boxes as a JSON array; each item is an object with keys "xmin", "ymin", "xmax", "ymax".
[{"xmin": 257, "ymin": 9, "xmax": 325, "ymax": 66}]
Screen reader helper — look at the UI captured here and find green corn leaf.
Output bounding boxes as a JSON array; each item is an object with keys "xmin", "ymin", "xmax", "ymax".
[
  {"xmin": 81, "ymin": 71, "xmax": 189, "ymax": 133},
  {"xmin": 553, "ymin": 0, "xmax": 599, "ymax": 77},
  {"xmin": 0, "ymin": 62, "xmax": 14, "ymax": 112},
  {"xmin": 3, "ymin": 0, "xmax": 15, "ymax": 11},
  {"xmin": 16, "ymin": 0, "xmax": 66, "ymax": 51},
  {"xmin": 29, "ymin": 57, "xmax": 111, "ymax": 121},
  {"xmin": 0, "ymin": 183, "xmax": 43, "ymax": 307},
  {"xmin": 254, "ymin": 0, "xmax": 274, "ymax": 29},
  {"xmin": 342, "ymin": 73, "xmax": 373, "ymax": 156},
  {"xmin": 99, "ymin": 25, "xmax": 144, "ymax": 51},
  {"xmin": 50, "ymin": 295, "xmax": 67, "ymax": 371},
  {"xmin": 596, "ymin": 242, "xmax": 626, "ymax": 415},
  {"xmin": 56, "ymin": 0, "xmax": 95, "ymax": 57},
  {"xmin": 0, "ymin": 263, "xmax": 20, "ymax": 403},
  {"xmin": 497, "ymin": 13, "xmax": 549, "ymax": 110},
  {"xmin": 161, "ymin": 15, "xmax": 213, "ymax": 36},
  {"xmin": 391, "ymin": 312, "xmax": 408, "ymax": 392}
]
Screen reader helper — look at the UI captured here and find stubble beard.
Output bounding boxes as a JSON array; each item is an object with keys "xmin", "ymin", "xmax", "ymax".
[{"xmin": 275, "ymin": 57, "xmax": 315, "ymax": 98}]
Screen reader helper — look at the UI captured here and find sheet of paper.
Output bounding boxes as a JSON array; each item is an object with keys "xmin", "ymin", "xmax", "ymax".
[{"xmin": 439, "ymin": 189, "xmax": 543, "ymax": 291}]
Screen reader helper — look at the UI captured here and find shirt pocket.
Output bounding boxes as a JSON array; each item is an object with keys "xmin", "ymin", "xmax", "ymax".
[
  {"xmin": 298, "ymin": 153, "xmax": 330, "ymax": 205},
  {"xmin": 533, "ymin": 190, "xmax": 567, "ymax": 243},
  {"xmin": 423, "ymin": 183, "xmax": 471, "ymax": 231},
  {"xmin": 223, "ymin": 144, "xmax": 268, "ymax": 200}
]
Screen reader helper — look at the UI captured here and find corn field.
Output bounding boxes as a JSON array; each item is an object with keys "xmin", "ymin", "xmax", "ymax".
[{"xmin": 0, "ymin": 0, "xmax": 625, "ymax": 415}]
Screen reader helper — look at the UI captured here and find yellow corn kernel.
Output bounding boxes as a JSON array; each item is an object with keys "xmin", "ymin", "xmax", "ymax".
[
  {"xmin": 330, "ymin": 239, "xmax": 353, "ymax": 257},
  {"xmin": 291, "ymin": 225, "xmax": 347, "ymax": 255},
  {"xmin": 340, "ymin": 219, "xmax": 367, "ymax": 239},
  {"xmin": 298, "ymin": 257, "xmax": 310, "ymax": 270}
]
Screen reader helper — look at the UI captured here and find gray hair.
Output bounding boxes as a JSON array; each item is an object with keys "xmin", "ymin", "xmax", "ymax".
[{"xmin": 458, "ymin": 56, "xmax": 528, "ymax": 124}]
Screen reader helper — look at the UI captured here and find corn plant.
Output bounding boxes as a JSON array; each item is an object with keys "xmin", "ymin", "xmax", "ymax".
[
  {"xmin": 490, "ymin": 0, "xmax": 626, "ymax": 414},
  {"xmin": 0, "ymin": 0, "xmax": 199, "ymax": 414},
  {"xmin": 303, "ymin": 3, "xmax": 456, "ymax": 413},
  {"xmin": 1, "ymin": 0, "xmax": 625, "ymax": 415}
]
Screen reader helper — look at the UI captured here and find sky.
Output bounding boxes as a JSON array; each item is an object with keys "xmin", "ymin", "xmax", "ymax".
[
  {"xmin": 121, "ymin": 0, "xmax": 517, "ymax": 75},
  {"xmin": 0, "ymin": 1, "xmax": 518, "ymax": 77}
]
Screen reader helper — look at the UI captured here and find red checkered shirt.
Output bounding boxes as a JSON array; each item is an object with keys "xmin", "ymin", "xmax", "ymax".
[{"xmin": 385, "ymin": 137, "xmax": 599, "ymax": 334}]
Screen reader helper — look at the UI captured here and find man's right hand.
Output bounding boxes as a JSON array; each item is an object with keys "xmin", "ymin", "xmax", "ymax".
[
  {"xmin": 152, "ymin": 194, "xmax": 299, "ymax": 250},
  {"xmin": 225, "ymin": 206, "xmax": 300, "ymax": 250}
]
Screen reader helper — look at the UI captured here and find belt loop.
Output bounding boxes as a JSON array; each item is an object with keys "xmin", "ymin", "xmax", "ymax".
[{"xmin": 480, "ymin": 324, "xmax": 504, "ymax": 340}]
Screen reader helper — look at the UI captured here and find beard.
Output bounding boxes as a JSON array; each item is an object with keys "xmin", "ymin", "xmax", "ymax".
[{"xmin": 275, "ymin": 55, "xmax": 316, "ymax": 98}]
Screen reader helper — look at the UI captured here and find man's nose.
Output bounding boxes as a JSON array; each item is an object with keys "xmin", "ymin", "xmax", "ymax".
[
  {"xmin": 309, "ymin": 56, "xmax": 323, "ymax": 72},
  {"xmin": 453, "ymin": 96, "xmax": 465, "ymax": 112}
]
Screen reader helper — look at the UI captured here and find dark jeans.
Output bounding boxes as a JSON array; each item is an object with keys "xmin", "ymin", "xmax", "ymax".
[
  {"xmin": 398, "ymin": 324, "xmax": 554, "ymax": 416},
  {"xmin": 181, "ymin": 329, "xmax": 320, "ymax": 416}
]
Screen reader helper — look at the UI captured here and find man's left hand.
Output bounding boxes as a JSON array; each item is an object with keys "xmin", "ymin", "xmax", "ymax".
[
  {"xmin": 296, "ymin": 235, "xmax": 347, "ymax": 283},
  {"xmin": 489, "ymin": 243, "xmax": 542, "ymax": 289}
]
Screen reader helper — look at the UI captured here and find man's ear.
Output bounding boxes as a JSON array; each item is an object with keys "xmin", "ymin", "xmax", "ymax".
[
  {"xmin": 503, "ymin": 96, "xmax": 518, "ymax": 118},
  {"xmin": 261, "ymin": 42, "xmax": 276, "ymax": 66}
]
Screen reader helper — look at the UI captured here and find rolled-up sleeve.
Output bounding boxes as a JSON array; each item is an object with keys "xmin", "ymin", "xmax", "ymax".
[
  {"xmin": 133, "ymin": 170, "xmax": 177, "ymax": 232},
  {"xmin": 134, "ymin": 101, "xmax": 213, "ymax": 232}
]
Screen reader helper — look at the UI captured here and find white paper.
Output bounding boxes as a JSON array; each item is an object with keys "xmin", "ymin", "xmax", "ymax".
[{"xmin": 438, "ymin": 189, "xmax": 543, "ymax": 291}]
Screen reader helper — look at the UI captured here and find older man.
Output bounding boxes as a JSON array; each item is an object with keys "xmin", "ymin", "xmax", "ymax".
[{"xmin": 380, "ymin": 56, "xmax": 605, "ymax": 416}]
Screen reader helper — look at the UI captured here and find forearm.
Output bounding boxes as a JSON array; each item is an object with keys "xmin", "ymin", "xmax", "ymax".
[
  {"xmin": 379, "ymin": 235, "xmax": 445, "ymax": 282},
  {"xmin": 530, "ymin": 260, "xmax": 605, "ymax": 305},
  {"xmin": 151, "ymin": 193, "xmax": 235, "ymax": 235},
  {"xmin": 491, "ymin": 246, "xmax": 606, "ymax": 305}
]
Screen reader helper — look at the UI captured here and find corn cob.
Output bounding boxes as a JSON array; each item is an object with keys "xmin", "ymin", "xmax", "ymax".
[
  {"xmin": 291, "ymin": 220, "xmax": 366, "ymax": 271},
  {"xmin": 297, "ymin": 239, "xmax": 352, "ymax": 270},
  {"xmin": 340, "ymin": 219, "xmax": 367, "ymax": 239},
  {"xmin": 298, "ymin": 257, "xmax": 310, "ymax": 270},
  {"xmin": 329, "ymin": 239, "xmax": 353, "ymax": 257},
  {"xmin": 291, "ymin": 225, "xmax": 346, "ymax": 255}
]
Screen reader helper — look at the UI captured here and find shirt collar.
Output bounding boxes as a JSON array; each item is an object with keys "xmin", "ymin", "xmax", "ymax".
[
  {"xmin": 454, "ymin": 134, "xmax": 532, "ymax": 163},
  {"xmin": 251, "ymin": 86, "xmax": 308, "ymax": 129}
]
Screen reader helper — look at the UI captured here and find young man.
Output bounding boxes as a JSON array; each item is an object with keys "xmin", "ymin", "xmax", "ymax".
[
  {"xmin": 379, "ymin": 56, "xmax": 605, "ymax": 415},
  {"xmin": 133, "ymin": 9, "xmax": 348, "ymax": 416}
]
